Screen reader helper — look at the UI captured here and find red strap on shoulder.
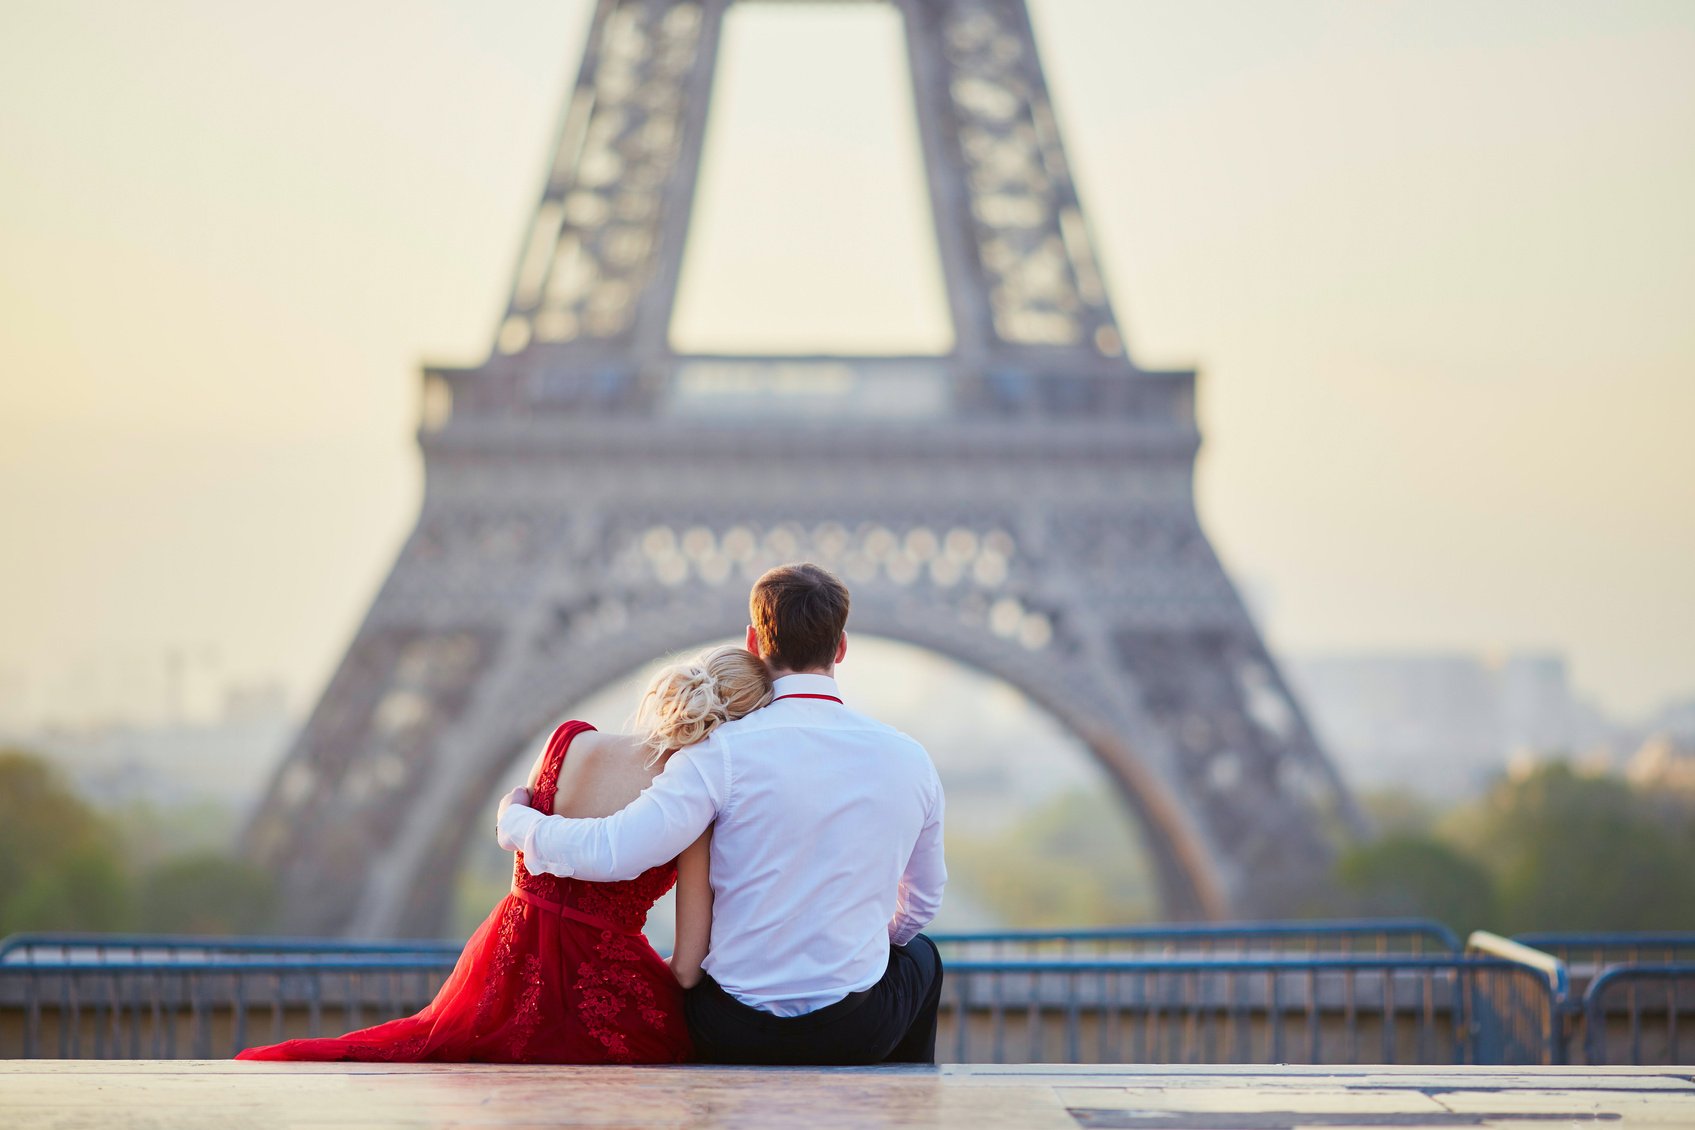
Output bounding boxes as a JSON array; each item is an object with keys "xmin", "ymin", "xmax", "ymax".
[{"xmin": 532, "ymin": 720, "xmax": 597, "ymax": 814}]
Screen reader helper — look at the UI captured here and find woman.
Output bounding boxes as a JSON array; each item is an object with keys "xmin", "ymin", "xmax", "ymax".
[{"xmin": 236, "ymin": 645, "xmax": 772, "ymax": 1063}]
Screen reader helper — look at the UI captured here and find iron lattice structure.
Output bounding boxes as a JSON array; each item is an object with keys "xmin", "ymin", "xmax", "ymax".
[{"xmin": 248, "ymin": 0, "xmax": 1361, "ymax": 936}]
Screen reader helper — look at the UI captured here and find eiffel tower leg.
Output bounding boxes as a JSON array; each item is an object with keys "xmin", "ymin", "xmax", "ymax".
[
  {"xmin": 494, "ymin": 0, "xmax": 727, "ymax": 359},
  {"xmin": 246, "ymin": 496, "xmax": 752, "ymax": 936},
  {"xmin": 900, "ymin": 0, "xmax": 1127, "ymax": 359},
  {"xmin": 1011, "ymin": 493, "xmax": 1363, "ymax": 919},
  {"xmin": 1079, "ymin": 576, "xmax": 1360, "ymax": 919},
  {"xmin": 814, "ymin": 507, "xmax": 1359, "ymax": 922}
]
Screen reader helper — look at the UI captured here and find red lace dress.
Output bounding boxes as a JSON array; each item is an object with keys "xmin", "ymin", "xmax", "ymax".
[{"xmin": 236, "ymin": 721, "xmax": 692, "ymax": 1064}]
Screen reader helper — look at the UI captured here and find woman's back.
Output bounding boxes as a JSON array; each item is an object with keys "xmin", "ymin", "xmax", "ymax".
[
  {"xmin": 533, "ymin": 729, "xmax": 659, "ymax": 819},
  {"xmin": 237, "ymin": 720, "xmax": 692, "ymax": 1063},
  {"xmin": 511, "ymin": 723, "xmax": 679, "ymax": 936}
]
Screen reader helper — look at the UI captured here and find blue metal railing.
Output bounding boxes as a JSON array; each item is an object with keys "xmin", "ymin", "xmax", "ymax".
[
  {"xmin": 2, "ymin": 920, "xmax": 1463, "ymax": 966},
  {"xmin": 11, "ymin": 924, "xmax": 1686, "ymax": 1065},
  {"xmin": 1464, "ymin": 932, "xmax": 1570, "ymax": 997},
  {"xmin": 0, "ymin": 933, "xmax": 457, "ymax": 965},
  {"xmin": 1581, "ymin": 962, "xmax": 1695, "ymax": 1066},
  {"xmin": 0, "ymin": 950, "xmax": 1554, "ymax": 1064},
  {"xmin": 0, "ymin": 956, "xmax": 458, "ymax": 1059},
  {"xmin": 940, "ymin": 954, "xmax": 1558, "ymax": 1065},
  {"xmin": 0, "ymin": 921, "xmax": 1498, "ymax": 1063},
  {"xmin": 932, "ymin": 919, "xmax": 1463, "ymax": 961},
  {"xmin": 1462, "ymin": 932, "xmax": 1570, "ymax": 1065},
  {"xmin": 1512, "ymin": 932, "xmax": 1695, "ymax": 969}
]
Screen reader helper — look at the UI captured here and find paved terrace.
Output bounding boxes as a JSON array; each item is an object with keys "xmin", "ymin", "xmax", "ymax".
[{"xmin": 2, "ymin": 1062, "xmax": 1691, "ymax": 1129}]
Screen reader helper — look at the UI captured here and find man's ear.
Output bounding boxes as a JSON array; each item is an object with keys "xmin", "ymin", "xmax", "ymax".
[
  {"xmin": 835, "ymin": 631, "xmax": 848, "ymax": 666},
  {"xmin": 745, "ymin": 624, "xmax": 761, "ymax": 657}
]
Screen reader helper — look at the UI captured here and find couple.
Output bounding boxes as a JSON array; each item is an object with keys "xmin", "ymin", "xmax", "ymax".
[{"xmin": 238, "ymin": 563, "xmax": 947, "ymax": 1065}]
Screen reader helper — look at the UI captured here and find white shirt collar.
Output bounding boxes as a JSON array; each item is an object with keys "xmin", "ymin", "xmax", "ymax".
[{"xmin": 770, "ymin": 673, "xmax": 841, "ymax": 701}]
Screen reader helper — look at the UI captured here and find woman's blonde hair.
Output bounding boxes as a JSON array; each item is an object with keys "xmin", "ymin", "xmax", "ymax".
[{"xmin": 634, "ymin": 645, "xmax": 774, "ymax": 762}]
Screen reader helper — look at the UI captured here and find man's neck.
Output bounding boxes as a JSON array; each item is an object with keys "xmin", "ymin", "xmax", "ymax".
[{"xmin": 768, "ymin": 667, "xmax": 834, "ymax": 681}]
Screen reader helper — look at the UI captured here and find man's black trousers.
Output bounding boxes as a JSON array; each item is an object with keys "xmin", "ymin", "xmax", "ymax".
[{"xmin": 683, "ymin": 935, "xmax": 943, "ymax": 1065}]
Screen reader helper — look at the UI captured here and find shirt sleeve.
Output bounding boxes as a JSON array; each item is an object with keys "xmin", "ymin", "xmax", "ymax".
[
  {"xmin": 496, "ymin": 739, "xmax": 725, "ymax": 881},
  {"xmin": 889, "ymin": 774, "xmax": 947, "ymax": 945}
]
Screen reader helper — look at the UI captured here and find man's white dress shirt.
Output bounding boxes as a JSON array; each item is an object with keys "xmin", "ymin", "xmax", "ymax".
[{"xmin": 497, "ymin": 673, "xmax": 946, "ymax": 1016}]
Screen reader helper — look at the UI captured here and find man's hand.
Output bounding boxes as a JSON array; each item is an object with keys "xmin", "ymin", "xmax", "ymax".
[{"xmin": 495, "ymin": 786, "xmax": 532, "ymax": 851}]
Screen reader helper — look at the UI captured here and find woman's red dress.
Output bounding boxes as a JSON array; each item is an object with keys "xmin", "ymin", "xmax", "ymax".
[{"xmin": 236, "ymin": 721, "xmax": 692, "ymax": 1063}]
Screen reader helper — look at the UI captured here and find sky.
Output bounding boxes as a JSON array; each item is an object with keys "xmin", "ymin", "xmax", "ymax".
[{"xmin": 1, "ymin": 0, "xmax": 1692, "ymax": 729}]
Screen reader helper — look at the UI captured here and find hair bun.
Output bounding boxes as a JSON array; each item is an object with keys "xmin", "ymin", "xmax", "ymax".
[{"xmin": 633, "ymin": 646, "xmax": 775, "ymax": 761}]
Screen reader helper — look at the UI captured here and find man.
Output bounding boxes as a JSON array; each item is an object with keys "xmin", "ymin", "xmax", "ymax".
[{"xmin": 496, "ymin": 562, "xmax": 947, "ymax": 1064}]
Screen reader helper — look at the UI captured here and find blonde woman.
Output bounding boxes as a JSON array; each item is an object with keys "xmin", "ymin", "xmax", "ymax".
[{"xmin": 236, "ymin": 645, "xmax": 772, "ymax": 1064}]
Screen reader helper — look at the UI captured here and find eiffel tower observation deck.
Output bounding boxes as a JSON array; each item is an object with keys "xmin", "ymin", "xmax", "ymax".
[{"xmin": 246, "ymin": 0, "xmax": 1363, "ymax": 937}]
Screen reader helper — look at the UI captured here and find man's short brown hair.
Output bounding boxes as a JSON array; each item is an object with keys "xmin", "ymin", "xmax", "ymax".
[{"xmin": 749, "ymin": 563, "xmax": 851, "ymax": 673}]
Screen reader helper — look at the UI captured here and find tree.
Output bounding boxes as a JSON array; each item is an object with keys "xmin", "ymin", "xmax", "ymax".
[
  {"xmin": 136, "ymin": 853, "xmax": 276, "ymax": 935},
  {"xmin": 947, "ymin": 788, "xmax": 1159, "ymax": 927},
  {"xmin": 0, "ymin": 750, "xmax": 132, "ymax": 934},
  {"xmin": 1451, "ymin": 762, "xmax": 1695, "ymax": 932},
  {"xmin": 1334, "ymin": 833, "xmax": 1496, "ymax": 930},
  {"xmin": 0, "ymin": 748, "xmax": 277, "ymax": 937}
]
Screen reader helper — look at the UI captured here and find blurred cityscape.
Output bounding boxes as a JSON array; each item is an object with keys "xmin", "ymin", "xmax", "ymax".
[
  {"xmin": 5, "ymin": 638, "xmax": 1693, "ymax": 940},
  {"xmin": 1285, "ymin": 652, "xmax": 1695, "ymax": 799},
  {"xmin": 6, "ymin": 644, "xmax": 1692, "ymax": 820}
]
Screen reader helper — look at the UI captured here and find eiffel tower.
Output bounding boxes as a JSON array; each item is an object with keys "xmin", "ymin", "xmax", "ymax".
[{"xmin": 248, "ymin": 0, "xmax": 1361, "ymax": 937}]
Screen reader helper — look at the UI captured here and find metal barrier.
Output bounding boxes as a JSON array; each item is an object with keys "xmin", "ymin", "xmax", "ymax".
[
  {"xmin": 933, "ymin": 919, "xmax": 1462, "ymax": 962},
  {"xmin": 1512, "ymin": 933, "xmax": 1695, "ymax": 970},
  {"xmin": 941, "ymin": 955, "xmax": 1559, "ymax": 1065},
  {"xmin": 1462, "ymin": 932, "xmax": 1570, "ymax": 1065},
  {"xmin": 0, "ymin": 957, "xmax": 457, "ymax": 1059},
  {"xmin": 1, "ymin": 951, "xmax": 1558, "ymax": 1065},
  {"xmin": 3, "ymin": 921, "xmax": 1462, "ymax": 967},
  {"xmin": 1581, "ymin": 963, "xmax": 1695, "ymax": 1066},
  {"xmin": 0, "ymin": 933, "xmax": 458, "ymax": 965},
  {"xmin": 0, "ymin": 924, "xmax": 1586, "ymax": 1065},
  {"xmin": 0, "ymin": 918, "xmax": 1467, "ymax": 1045}
]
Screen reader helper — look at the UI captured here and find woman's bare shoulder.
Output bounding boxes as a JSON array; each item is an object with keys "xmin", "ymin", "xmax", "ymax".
[
  {"xmin": 553, "ymin": 731, "xmax": 661, "ymax": 817},
  {"xmin": 554, "ymin": 732, "xmax": 650, "ymax": 783},
  {"xmin": 562, "ymin": 726, "xmax": 608, "ymax": 755},
  {"xmin": 563, "ymin": 728, "xmax": 646, "ymax": 762}
]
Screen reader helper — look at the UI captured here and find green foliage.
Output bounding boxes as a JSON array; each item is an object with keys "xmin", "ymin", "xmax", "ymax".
[
  {"xmin": 136, "ymin": 853, "xmax": 276, "ymax": 934},
  {"xmin": 948, "ymin": 787, "xmax": 1158, "ymax": 927},
  {"xmin": 0, "ymin": 748, "xmax": 275, "ymax": 938},
  {"xmin": 1335, "ymin": 833, "xmax": 1496, "ymax": 930},
  {"xmin": 1452, "ymin": 762, "xmax": 1695, "ymax": 932},
  {"xmin": 3, "ymin": 845, "xmax": 134, "ymax": 933},
  {"xmin": 110, "ymin": 798, "xmax": 244, "ymax": 871},
  {"xmin": 1337, "ymin": 761, "xmax": 1695, "ymax": 934},
  {"xmin": 0, "ymin": 750, "xmax": 122, "ymax": 934},
  {"xmin": 1355, "ymin": 789, "xmax": 1441, "ymax": 837}
]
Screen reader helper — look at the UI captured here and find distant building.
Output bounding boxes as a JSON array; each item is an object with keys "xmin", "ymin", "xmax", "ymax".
[
  {"xmin": 1644, "ymin": 696, "xmax": 1695, "ymax": 743},
  {"xmin": 1626, "ymin": 733, "xmax": 1695, "ymax": 799},
  {"xmin": 1284, "ymin": 650, "xmax": 1621, "ymax": 799},
  {"xmin": 13, "ymin": 680, "xmax": 297, "ymax": 815}
]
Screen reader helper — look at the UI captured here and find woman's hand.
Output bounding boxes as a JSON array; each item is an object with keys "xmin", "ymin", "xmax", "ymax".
[{"xmin": 495, "ymin": 786, "xmax": 531, "ymax": 849}]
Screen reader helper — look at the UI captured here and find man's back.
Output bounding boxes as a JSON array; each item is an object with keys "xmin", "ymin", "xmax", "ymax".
[{"xmin": 686, "ymin": 674, "xmax": 944, "ymax": 1014}]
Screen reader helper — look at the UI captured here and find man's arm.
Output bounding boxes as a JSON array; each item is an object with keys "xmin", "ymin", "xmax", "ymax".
[
  {"xmin": 889, "ymin": 782, "xmax": 946, "ymax": 945},
  {"xmin": 496, "ymin": 745, "xmax": 722, "ymax": 881}
]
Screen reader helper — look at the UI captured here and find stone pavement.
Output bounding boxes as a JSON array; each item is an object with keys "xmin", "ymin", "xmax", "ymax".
[{"xmin": 0, "ymin": 1061, "xmax": 1690, "ymax": 1129}]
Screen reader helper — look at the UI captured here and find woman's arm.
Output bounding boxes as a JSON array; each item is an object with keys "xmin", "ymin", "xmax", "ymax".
[
  {"xmin": 669, "ymin": 828, "xmax": 713, "ymax": 989},
  {"xmin": 522, "ymin": 733, "xmax": 557, "ymax": 795}
]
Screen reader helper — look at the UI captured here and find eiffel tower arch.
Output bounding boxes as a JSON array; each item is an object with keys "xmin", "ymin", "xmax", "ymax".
[{"xmin": 247, "ymin": 0, "xmax": 1362, "ymax": 937}]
